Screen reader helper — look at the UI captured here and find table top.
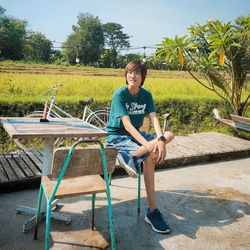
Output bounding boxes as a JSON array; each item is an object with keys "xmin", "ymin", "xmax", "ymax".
[{"xmin": 0, "ymin": 117, "xmax": 107, "ymax": 139}]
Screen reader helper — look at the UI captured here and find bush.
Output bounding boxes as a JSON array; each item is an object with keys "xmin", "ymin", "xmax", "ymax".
[{"xmin": 3, "ymin": 99, "xmax": 248, "ymax": 153}]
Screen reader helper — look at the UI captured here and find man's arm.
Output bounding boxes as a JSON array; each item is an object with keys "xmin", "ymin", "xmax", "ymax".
[
  {"xmin": 121, "ymin": 115, "xmax": 153, "ymax": 153},
  {"xmin": 149, "ymin": 112, "xmax": 167, "ymax": 164},
  {"xmin": 149, "ymin": 112, "xmax": 164, "ymax": 138}
]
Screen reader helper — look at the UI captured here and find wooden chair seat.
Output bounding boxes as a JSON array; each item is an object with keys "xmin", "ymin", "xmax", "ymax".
[{"xmin": 42, "ymin": 175, "xmax": 106, "ymax": 199}]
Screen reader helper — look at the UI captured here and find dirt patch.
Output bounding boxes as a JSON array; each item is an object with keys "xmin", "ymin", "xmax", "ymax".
[
  {"xmin": 206, "ymin": 187, "xmax": 250, "ymax": 202},
  {"xmin": 198, "ymin": 226, "xmax": 250, "ymax": 248}
]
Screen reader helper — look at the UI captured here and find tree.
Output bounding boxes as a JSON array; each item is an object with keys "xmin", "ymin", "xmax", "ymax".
[
  {"xmin": 0, "ymin": 6, "xmax": 5, "ymax": 16},
  {"xmin": 156, "ymin": 15, "xmax": 250, "ymax": 116},
  {"xmin": 50, "ymin": 49, "xmax": 67, "ymax": 65},
  {"xmin": 23, "ymin": 31, "xmax": 52, "ymax": 62},
  {"xmin": 63, "ymin": 12, "xmax": 104, "ymax": 65},
  {"xmin": 103, "ymin": 22, "xmax": 130, "ymax": 67},
  {"xmin": 0, "ymin": 7, "xmax": 27, "ymax": 60}
]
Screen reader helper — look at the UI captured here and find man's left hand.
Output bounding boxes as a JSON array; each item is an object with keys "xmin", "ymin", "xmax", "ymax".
[{"xmin": 153, "ymin": 141, "xmax": 166, "ymax": 164}]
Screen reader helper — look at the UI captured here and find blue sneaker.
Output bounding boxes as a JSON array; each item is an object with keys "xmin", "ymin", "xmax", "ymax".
[
  {"xmin": 145, "ymin": 209, "xmax": 171, "ymax": 233},
  {"xmin": 117, "ymin": 152, "xmax": 138, "ymax": 178}
]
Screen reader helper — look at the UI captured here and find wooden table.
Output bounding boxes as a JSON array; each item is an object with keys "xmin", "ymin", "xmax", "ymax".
[{"xmin": 0, "ymin": 117, "xmax": 107, "ymax": 232}]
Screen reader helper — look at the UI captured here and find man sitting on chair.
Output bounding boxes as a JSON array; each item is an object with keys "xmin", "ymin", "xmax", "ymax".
[{"xmin": 106, "ymin": 60, "xmax": 174, "ymax": 234}]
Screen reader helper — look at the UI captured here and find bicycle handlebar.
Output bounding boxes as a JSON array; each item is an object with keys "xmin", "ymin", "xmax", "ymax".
[{"xmin": 41, "ymin": 83, "xmax": 63, "ymax": 100}]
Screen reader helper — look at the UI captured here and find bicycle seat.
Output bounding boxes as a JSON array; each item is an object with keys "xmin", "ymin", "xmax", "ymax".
[
  {"xmin": 79, "ymin": 97, "xmax": 94, "ymax": 106},
  {"xmin": 162, "ymin": 113, "xmax": 171, "ymax": 119}
]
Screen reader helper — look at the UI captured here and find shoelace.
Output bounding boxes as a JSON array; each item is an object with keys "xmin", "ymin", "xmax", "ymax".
[{"xmin": 151, "ymin": 209, "xmax": 164, "ymax": 221}]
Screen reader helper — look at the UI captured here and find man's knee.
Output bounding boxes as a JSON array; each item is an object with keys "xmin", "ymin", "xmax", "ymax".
[
  {"xmin": 164, "ymin": 131, "xmax": 174, "ymax": 143},
  {"xmin": 144, "ymin": 155, "xmax": 156, "ymax": 168}
]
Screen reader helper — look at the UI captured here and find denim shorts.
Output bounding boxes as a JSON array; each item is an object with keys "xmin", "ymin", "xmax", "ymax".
[{"xmin": 107, "ymin": 131, "xmax": 156, "ymax": 168}]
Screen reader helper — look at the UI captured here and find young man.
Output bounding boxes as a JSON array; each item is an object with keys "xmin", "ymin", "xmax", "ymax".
[{"xmin": 106, "ymin": 60, "xmax": 174, "ymax": 233}]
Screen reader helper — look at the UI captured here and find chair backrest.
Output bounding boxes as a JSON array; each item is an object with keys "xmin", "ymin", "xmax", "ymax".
[{"xmin": 50, "ymin": 146, "xmax": 117, "ymax": 179}]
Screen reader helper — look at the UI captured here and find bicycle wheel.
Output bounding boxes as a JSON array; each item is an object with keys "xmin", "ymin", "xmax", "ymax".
[{"xmin": 86, "ymin": 110, "xmax": 109, "ymax": 129}]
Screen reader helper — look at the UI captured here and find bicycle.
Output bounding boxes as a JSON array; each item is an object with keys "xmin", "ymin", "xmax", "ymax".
[
  {"xmin": 27, "ymin": 83, "xmax": 110, "ymax": 130},
  {"xmin": 14, "ymin": 84, "xmax": 110, "ymax": 153}
]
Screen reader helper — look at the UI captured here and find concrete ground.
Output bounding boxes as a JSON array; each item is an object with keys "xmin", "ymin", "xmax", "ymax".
[{"xmin": 1, "ymin": 157, "xmax": 250, "ymax": 250}]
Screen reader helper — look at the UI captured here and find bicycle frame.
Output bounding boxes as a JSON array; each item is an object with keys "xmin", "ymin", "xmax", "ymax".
[{"xmin": 46, "ymin": 96, "xmax": 74, "ymax": 119}]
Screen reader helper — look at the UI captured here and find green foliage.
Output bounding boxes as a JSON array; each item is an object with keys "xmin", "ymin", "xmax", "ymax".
[
  {"xmin": 63, "ymin": 12, "xmax": 104, "ymax": 65},
  {"xmin": 0, "ymin": 6, "xmax": 53, "ymax": 63},
  {"xmin": 156, "ymin": 15, "xmax": 250, "ymax": 116},
  {"xmin": 49, "ymin": 49, "xmax": 68, "ymax": 65},
  {"xmin": 103, "ymin": 22, "xmax": 130, "ymax": 67},
  {"xmin": 0, "ymin": 12, "xmax": 27, "ymax": 60},
  {"xmin": 23, "ymin": 31, "xmax": 52, "ymax": 62}
]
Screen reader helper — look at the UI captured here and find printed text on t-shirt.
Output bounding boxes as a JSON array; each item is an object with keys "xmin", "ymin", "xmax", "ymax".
[{"xmin": 126, "ymin": 102, "xmax": 146, "ymax": 115}]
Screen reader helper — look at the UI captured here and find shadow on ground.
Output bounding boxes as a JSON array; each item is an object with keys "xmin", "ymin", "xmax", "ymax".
[{"xmin": 1, "ymin": 183, "xmax": 249, "ymax": 250}]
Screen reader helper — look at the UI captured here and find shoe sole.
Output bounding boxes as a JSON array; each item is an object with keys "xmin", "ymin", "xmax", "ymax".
[
  {"xmin": 144, "ymin": 216, "xmax": 171, "ymax": 234},
  {"xmin": 117, "ymin": 156, "xmax": 138, "ymax": 178}
]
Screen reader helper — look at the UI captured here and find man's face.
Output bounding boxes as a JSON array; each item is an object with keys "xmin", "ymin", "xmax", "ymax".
[{"xmin": 126, "ymin": 69, "xmax": 142, "ymax": 88}]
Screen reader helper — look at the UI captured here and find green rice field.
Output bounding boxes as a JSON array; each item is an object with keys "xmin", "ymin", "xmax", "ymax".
[
  {"xmin": 0, "ymin": 73, "xmax": 219, "ymax": 103},
  {"xmin": 0, "ymin": 60, "xmax": 222, "ymax": 103}
]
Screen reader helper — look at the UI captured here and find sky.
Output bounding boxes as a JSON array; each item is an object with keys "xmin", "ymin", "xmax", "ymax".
[{"xmin": 1, "ymin": 0, "xmax": 250, "ymax": 55}]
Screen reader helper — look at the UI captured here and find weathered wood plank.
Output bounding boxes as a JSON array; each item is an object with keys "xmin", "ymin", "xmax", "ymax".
[
  {"xmin": 0, "ymin": 117, "xmax": 107, "ymax": 139},
  {"xmin": 0, "ymin": 161, "xmax": 8, "ymax": 182},
  {"xmin": 190, "ymin": 133, "xmax": 236, "ymax": 151},
  {"xmin": 201, "ymin": 134, "xmax": 249, "ymax": 150},
  {"xmin": 30, "ymin": 149, "xmax": 43, "ymax": 161},
  {"xmin": 199, "ymin": 132, "xmax": 250, "ymax": 147},
  {"xmin": 52, "ymin": 147, "xmax": 117, "ymax": 178},
  {"xmin": 166, "ymin": 145, "xmax": 186, "ymax": 158},
  {"xmin": 20, "ymin": 154, "xmax": 41, "ymax": 176},
  {"xmin": 0, "ymin": 156, "xmax": 17, "ymax": 181},
  {"xmin": 31, "ymin": 149, "xmax": 43, "ymax": 163},
  {"xmin": 174, "ymin": 137, "xmax": 212, "ymax": 154},
  {"xmin": 30, "ymin": 149, "xmax": 44, "ymax": 163},
  {"xmin": 5, "ymin": 154, "xmax": 26, "ymax": 179},
  {"xmin": 13, "ymin": 154, "xmax": 34, "ymax": 177},
  {"xmin": 186, "ymin": 135, "xmax": 229, "ymax": 153},
  {"xmin": 23, "ymin": 151, "xmax": 42, "ymax": 171},
  {"xmin": 169, "ymin": 142, "xmax": 202, "ymax": 156}
]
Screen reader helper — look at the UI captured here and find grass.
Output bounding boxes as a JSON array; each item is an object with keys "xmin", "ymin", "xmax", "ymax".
[{"xmin": 0, "ymin": 73, "xmax": 219, "ymax": 103}]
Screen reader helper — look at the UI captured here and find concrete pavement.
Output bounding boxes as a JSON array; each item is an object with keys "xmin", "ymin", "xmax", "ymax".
[{"xmin": 1, "ymin": 157, "xmax": 250, "ymax": 250}]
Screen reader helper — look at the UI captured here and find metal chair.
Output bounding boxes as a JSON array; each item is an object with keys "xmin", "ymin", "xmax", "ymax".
[{"xmin": 33, "ymin": 139, "xmax": 117, "ymax": 250}]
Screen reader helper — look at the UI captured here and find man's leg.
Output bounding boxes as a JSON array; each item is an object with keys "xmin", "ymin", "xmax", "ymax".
[
  {"xmin": 132, "ymin": 131, "xmax": 174, "ymax": 158},
  {"xmin": 143, "ymin": 155, "xmax": 157, "ymax": 210}
]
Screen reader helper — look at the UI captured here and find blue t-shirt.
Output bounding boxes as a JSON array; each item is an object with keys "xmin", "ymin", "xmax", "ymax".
[{"xmin": 106, "ymin": 86, "xmax": 155, "ymax": 142}]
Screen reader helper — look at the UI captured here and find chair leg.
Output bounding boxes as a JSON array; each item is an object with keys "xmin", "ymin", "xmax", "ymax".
[
  {"xmin": 45, "ymin": 202, "xmax": 52, "ymax": 250},
  {"xmin": 34, "ymin": 185, "xmax": 43, "ymax": 240},
  {"xmin": 91, "ymin": 194, "xmax": 96, "ymax": 230},
  {"xmin": 108, "ymin": 173, "xmax": 112, "ymax": 185},
  {"xmin": 99, "ymin": 143, "xmax": 115, "ymax": 249},
  {"xmin": 137, "ymin": 164, "xmax": 142, "ymax": 214},
  {"xmin": 105, "ymin": 190, "xmax": 115, "ymax": 250}
]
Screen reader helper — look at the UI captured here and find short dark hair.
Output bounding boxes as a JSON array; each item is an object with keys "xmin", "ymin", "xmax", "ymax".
[{"xmin": 125, "ymin": 60, "xmax": 147, "ymax": 87}]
